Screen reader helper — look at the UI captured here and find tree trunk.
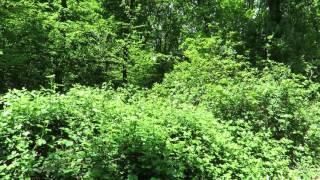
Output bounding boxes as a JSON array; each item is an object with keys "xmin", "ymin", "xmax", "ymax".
[
  {"xmin": 122, "ymin": 46, "xmax": 128, "ymax": 84},
  {"xmin": 54, "ymin": 0, "xmax": 68, "ymax": 91},
  {"xmin": 267, "ymin": 0, "xmax": 281, "ymax": 24}
]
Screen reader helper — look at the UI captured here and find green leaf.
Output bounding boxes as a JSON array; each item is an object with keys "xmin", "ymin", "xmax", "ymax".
[
  {"xmin": 36, "ymin": 139, "xmax": 46, "ymax": 146},
  {"xmin": 59, "ymin": 139, "xmax": 74, "ymax": 147}
]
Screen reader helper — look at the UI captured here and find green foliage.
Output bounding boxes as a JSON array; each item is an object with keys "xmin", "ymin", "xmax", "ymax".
[
  {"xmin": 0, "ymin": 86, "xmax": 313, "ymax": 179},
  {"xmin": 1, "ymin": 0, "xmax": 320, "ymax": 92},
  {"xmin": 0, "ymin": 0, "xmax": 164, "ymax": 92},
  {"xmin": 1, "ymin": 41, "xmax": 320, "ymax": 177},
  {"xmin": 1, "ymin": 0, "xmax": 320, "ymax": 178},
  {"xmin": 153, "ymin": 36, "xmax": 320, "ymax": 174}
]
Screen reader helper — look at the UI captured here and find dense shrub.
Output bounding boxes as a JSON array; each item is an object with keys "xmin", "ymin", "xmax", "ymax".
[
  {"xmin": 0, "ymin": 36, "xmax": 319, "ymax": 178},
  {"xmin": 152, "ymin": 36, "xmax": 320, "ymax": 174},
  {"xmin": 0, "ymin": 86, "xmax": 310, "ymax": 179},
  {"xmin": 1, "ymin": 0, "xmax": 320, "ymax": 178}
]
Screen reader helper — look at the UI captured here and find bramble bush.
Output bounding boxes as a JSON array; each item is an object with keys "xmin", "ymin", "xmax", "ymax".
[
  {"xmin": 0, "ymin": 85, "xmax": 312, "ymax": 179},
  {"xmin": 152, "ymin": 36, "xmax": 320, "ymax": 177}
]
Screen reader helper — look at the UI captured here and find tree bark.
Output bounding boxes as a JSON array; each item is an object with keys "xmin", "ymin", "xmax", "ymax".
[
  {"xmin": 267, "ymin": 0, "xmax": 281, "ymax": 24},
  {"xmin": 122, "ymin": 46, "xmax": 128, "ymax": 84},
  {"xmin": 54, "ymin": 0, "xmax": 68, "ymax": 91}
]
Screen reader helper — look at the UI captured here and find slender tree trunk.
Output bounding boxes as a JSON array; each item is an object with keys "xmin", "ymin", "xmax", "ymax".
[
  {"xmin": 266, "ymin": 0, "xmax": 282, "ymax": 60},
  {"xmin": 122, "ymin": 46, "xmax": 128, "ymax": 84},
  {"xmin": 54, "ymin": 0, "xmax": 67, "ymax": 91},
  {"xmin": 267, "ymin": 0, "xmax": 281, "ymax": 24},
  {"xmin": 121, "ymin": 0, "xmax": 135, "ymax": 84}
]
